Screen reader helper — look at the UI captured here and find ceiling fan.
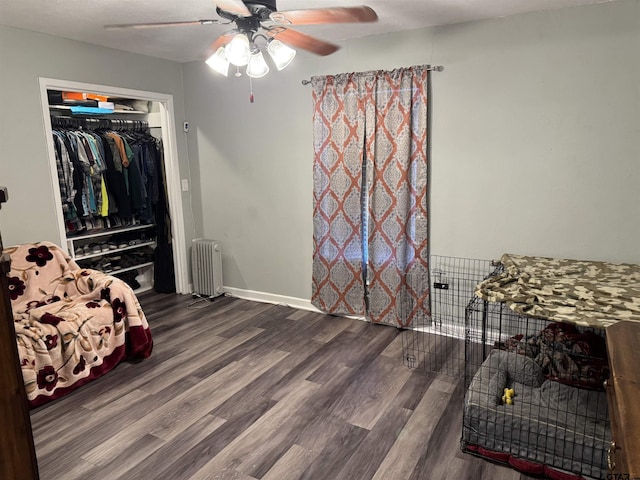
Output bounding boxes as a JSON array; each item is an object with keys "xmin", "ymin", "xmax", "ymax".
[{"xmin": 106, "ymin": 0, "xmax": 378, "ymax": 77}]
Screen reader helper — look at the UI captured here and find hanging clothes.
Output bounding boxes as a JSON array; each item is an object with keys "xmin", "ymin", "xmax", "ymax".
[
  {"xmin": 51, "ymin": 123, "xmax": 166, "ymax": 232},
  {"xmin": 52, "ymin": 131, "xmax": 77, "ymax": 222},
  {"xmin": 153, "ymin": 139, "xmax": 176, "ymax": 294}
]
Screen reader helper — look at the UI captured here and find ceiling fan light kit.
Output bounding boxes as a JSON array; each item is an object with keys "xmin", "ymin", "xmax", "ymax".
[
  {"xmin": 266, "ymin": 39, "xmax": 296, "ymax": 70},
  {"xmin": 246, "ymin": 50, "xmax": 270, "ymax": 78},
  {"xmin": 224, "ymin": 33, "xmax": 252, "ymax": 66},
  {"xmin": 205, "ymin": 47, "xmax": 230, "ymax": 76},
  {"xmin": 206, "ymin": 35, "xmax": 293, "ymax": 77}
]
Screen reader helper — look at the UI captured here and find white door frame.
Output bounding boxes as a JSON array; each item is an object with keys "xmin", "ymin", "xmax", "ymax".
[{"xmin": 38, "ymin": 77, "xmax": 189, "ymax": 294}]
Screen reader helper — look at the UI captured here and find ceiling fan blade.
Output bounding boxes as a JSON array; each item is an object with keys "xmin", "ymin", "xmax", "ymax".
[
  {"xmin": 267, "ymin": 28, "xmax": 339, "ymax": 56},
  {"xmin": 270, "ymin": 6, "xmax": 377, "ymax": 26},
  {"xmin": 105, "ymin": 19, "xmax": 221, "ymax": 29},
  {"xmin": 214, "ymin": 0, "xmax": 252, "ymax": 17}
]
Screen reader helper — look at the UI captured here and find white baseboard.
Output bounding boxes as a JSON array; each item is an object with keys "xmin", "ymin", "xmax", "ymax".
[
  {"xmin": 222, "ymin": 286, "xmax": 325, "ymax": 313},
  {"xmin": 205, "ymin": 287, "xmax": 501, "ymax": 340}
]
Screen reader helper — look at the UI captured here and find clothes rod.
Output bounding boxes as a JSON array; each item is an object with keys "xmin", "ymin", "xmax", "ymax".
[
  {"xmin": 301, "ymin": 65, "xmax": 444, "ymax": 85},
  {"xmin": 50, "ymin": 116, "xmax": 149, "ymax": 131}
]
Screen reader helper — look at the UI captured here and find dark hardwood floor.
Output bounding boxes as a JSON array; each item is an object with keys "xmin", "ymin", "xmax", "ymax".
[{"xmin": 30, "ymin": 292, "xmax": 536, "ymax": 480}]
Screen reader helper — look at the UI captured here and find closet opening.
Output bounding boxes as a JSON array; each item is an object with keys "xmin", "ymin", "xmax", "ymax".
[{"xmin": 38, "ymin": 78, "xmax": 188, "ymax": 295}]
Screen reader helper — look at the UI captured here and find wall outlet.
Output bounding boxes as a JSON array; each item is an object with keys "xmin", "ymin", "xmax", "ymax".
[{"xmin": 181, "ymin": 179, "xmax": 189, "ymax": 192}]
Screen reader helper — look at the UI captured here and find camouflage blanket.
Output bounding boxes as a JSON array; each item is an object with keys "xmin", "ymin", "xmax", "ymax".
[{"xmin": 475, "ymin": 254, "xmax": 640, "ymax": 328}]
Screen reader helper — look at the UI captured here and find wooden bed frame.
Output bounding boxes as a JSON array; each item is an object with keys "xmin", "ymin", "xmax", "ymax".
[
  {"xmin": 605, "ymin": 321, "xmax": 640, "ymax": 479},
  {"xmin": 0, "ymin": 186, "xmax": 39, "ymax": 479}
]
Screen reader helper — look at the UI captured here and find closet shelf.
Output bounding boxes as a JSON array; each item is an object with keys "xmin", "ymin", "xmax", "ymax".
[
  {"xmin": 49, "ymin": 105, "xmax": 148, "ymax": 114},
  {"xmin": 104, "ymin": 262, "xmax": 154, "ymax": 276},
  {"xmin": 68, "ymin": 223, "xmax": 156, "ymax": 241},
  {"xmin": 133, "ymin": 283, "xmax": 153, "ymax": 295},
  {"xmin": 74, "ymin": 241, "xmax": 156, "ymax": 261}
]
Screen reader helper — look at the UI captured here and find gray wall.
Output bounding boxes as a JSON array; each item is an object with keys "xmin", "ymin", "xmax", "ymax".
[
  {"xmin": 1, "ymin": 0, "xmax": 638, "ymax": 303},
  {"xmin": 182, "ymin": 0, "xmax": 639, "ymax": 301},
  {"xmin": 0, "ymin": 25, "xmax": 198, "ymax": 263}
]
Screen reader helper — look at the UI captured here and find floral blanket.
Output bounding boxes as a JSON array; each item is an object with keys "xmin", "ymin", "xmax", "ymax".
[
  {"xmin": 475, "ymin": 254, "xmax": 640, "ymax": 328},
  {"xmin": 5, "ymin": 241, "xmax": 153, "ymax": 408}
]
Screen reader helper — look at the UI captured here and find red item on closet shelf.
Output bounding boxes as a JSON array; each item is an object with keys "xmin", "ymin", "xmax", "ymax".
[{"xmin": 62, "ymin": 91, "xmax": 109, "ymax": 102}]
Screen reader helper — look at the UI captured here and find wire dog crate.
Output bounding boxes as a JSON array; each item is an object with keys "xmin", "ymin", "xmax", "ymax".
[
  {"xmin": 401, "ymin": 255, "xmax": 497, "ymax": 376},
  {"xmin": 462, "ymin": 296, "xmax": 611, "ymax": 479}
]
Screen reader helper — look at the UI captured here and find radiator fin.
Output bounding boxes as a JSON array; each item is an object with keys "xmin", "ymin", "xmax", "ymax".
[{"xmin": 191, "ymin": 238, "xmax": 223, "ymax": 297}]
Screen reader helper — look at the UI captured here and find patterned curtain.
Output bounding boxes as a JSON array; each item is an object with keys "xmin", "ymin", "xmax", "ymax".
[
  {"xmin": 311, "ymin": 66, "xmax": 430, "ymax": 327},
  {"xmin": 311, "ymin": 74, "xmax": 367, "ymax": 316}
]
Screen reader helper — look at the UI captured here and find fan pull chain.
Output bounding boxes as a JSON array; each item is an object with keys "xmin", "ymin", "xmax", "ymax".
[{"xmin": 249, "ymin": 76, "xmax": 254, "ymax": 103}]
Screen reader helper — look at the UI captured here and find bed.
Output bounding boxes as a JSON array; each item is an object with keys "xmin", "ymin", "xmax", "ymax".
[
  {"xmin": 462, "ymin": 253, "xmax": 640, "ymax": 479},
  {"xmin": 5, "ymin": 241, "xmax": 153, "ymax": 408}
]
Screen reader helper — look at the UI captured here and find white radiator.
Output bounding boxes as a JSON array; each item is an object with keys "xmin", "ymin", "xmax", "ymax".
[{"xmin": 191, "ymin": 238, "xmax": 224, "ymax": 297}]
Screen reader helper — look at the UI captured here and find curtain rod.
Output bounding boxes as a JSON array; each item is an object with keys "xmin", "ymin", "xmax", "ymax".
[{"xmin": 301, "ymin": 65, "xmax": 444, "ymax": 85}]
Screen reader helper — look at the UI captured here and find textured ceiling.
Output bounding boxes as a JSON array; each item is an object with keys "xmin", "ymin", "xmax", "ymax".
[{"xmin": 0, "ymin": 0, "xmax": 617, "ymax": 62}]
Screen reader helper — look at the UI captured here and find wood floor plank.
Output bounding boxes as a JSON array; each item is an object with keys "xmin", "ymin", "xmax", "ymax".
[
  {"xmin": 114, "ymin": 414, "xmax": 227, "ymax": 480},
  {"xmin": 213, "ymin": 303, "xmax": 282, "ymax": 339},
  {"xmin": 188, "ymin": 380, "xmax": 321, "ymax": 480},
  {"xmin": 149, "ymin": 349, "xmax": 289, "ymax": 441},
  {"xmin": 267, "ymin": 335, "xmax": 360, "ymax": 401},
  {"xmin": 334, "ymin": 354, "xmax": 413, "ymax": 430},
  {"xmin": 48, "ymin": 458, "xmax": 96, "ymax": 480},
  {"xmin": 80, "ymin": 348, "xmax": 288, "ymax": 470},
  {"xmin": 78, "ymin": 333, "xmax": 229, "ymax": 410},
  {"xmin": 152, "ymin": 398, "xmax": 276, "ymax": 480},
  {"xmin": 192, "ymin": 326, "xmax": 289, "ymax": 380},
  {"xmin": 30, "ymin": 292, "xmax": 530, "ymax": 480},
  {"xmin": 371, "ymin": 379, "xmax": 453, "ymax": 480},
  {"xmin": 380, "ymin": 332, "xmax": 405, "ymax": 358},
  {"xmin": 79, "ymin": 433, "xmax": 165, "ymax": 480},
  {"xmin": 35, "ymin": 387, "xmax": 154, "ymax": 459},
  {"xmin": 137, "ymin": 328, "xmax": 263, "ymax": 396},
  {"xmin": 35, "ymin": 374, "xmax": 198, "ymax": 452},
  {"xmin": 394, "ymin": 368, "xmax": 437, "ymax": 411},
  {"xmin": 286, "ymin": 309, "xmax": 314, "ymax": 321},
  {"xmin": 298, "ymin": 421, "xmax": 369, "ymax": 480},
  {"xmin": 334, "ymin": 406, "xmax": 413, "ymax": 480},
  {"xmin": 281, "ymin": 365, "xmax": 356, "ymax": 453},
  {"xmin": 310, "ymin": 314, "xmax": 353, "ymax": 343},
  {"xmin": 408, "ymin": 381, "xmax": 468, "ymax": 480},
  {"xmin": 212, "ymin": 340, "xmax": 325, "ymax": 420},
  {"xmin": 261, "ymin": 444, "xmax": 316, "ymax": 480},
  {"xmin": 79, "ymin": 392, "xmax": 164, "ymax": 466}
]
